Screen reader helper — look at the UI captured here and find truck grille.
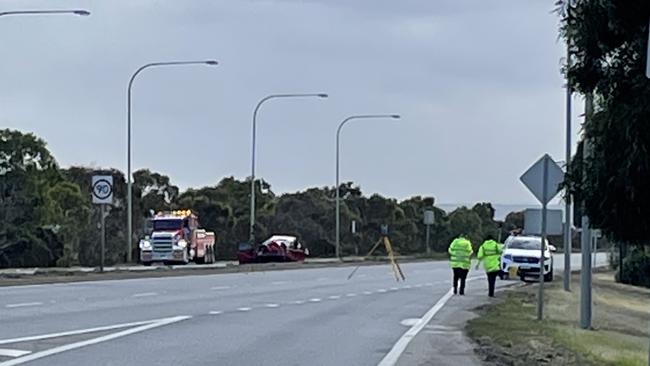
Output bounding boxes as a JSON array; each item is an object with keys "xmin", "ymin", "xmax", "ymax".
[
  {"xmin": 513, "ymin": 256, "xmax": 539, "ymax": 264},
  {"xmin": 152, "ymin": 235, "xmax": 173, "ymax": 253}
]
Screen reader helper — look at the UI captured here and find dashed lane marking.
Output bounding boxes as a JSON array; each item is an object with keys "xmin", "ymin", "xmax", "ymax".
[
  {"xmin": 308, "ymin": 298, "xmax": 322, "ymax": 303},
  {"xmin": 5, "ymin": 302, "xmax": 43, "ymax": 309},
  {"xmin": 328, "ymin": 295, "xmax": 341, "ymax": 300},
  {"xmin": 346, "ymin": 293, "xmax": 357, "ymax": 297},
  {"xmin": 210, "ymin": 286, "xmax": 231, "ymax": 291},
  {"xmin": 131, "ymin": 292, "xmax": 157, "ymax": 298},
  {"xmin": 208, "ymin": 311, "xmax": 223, "ymax": 315},
  {"xmin": 236, "ymin": 307, "xmax": 252, "ymax": 312},
  {"xmin": 264, "ymin": 303, "xmax": 280, "ymax": 308}
]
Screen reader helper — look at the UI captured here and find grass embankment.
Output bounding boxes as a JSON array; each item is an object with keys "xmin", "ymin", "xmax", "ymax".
[{"xmin": 467, "ymin": 272, "xmax": 650, "ymax": 366}]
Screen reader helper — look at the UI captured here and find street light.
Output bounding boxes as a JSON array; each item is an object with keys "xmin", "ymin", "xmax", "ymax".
[
  {"xmin": 0, "ymin": 10, "xmax": 90, "ymax": 17},
  {"xmin": 249, "ymin": 93, "xmax": 328, "ymax": 243},
  {"xmin": 126, "ymin": 60, "xmax": 218, "ymax": 262},
  {"xmin": 335, "ymin": 114, "xmax": 400, "ymax": 259}
]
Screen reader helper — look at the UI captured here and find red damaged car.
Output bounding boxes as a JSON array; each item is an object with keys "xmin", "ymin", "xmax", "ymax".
[{"xmin": 237, "ymin": 235, "xmax": 309, "ymax": 264}]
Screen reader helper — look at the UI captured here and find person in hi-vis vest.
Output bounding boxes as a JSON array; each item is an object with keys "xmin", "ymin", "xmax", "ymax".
[
  {"xmin": 448, "ymin": 235, "xmax": 473, "ymax": 295},
  {"xmin": 475, "ymin": 234, "xmax": 504, "ymax": 297}
]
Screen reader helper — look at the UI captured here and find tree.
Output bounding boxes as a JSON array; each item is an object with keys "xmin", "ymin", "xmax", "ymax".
[
  {"xmin": 558, "ymin": 0, "xmax": 650, "ymax": 244},
  {"xmin": 448, "ymin": 207, "xmax": 483, "ymax": 248}
]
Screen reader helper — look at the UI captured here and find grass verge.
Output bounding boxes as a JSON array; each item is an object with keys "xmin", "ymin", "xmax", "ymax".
[{"xmin": 466, "ymin": 272, "xmax": 649, "ymax": 366}]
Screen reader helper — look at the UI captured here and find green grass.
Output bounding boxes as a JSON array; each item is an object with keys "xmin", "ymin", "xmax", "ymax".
[{"xmin": 467, "ymin": 277, "xmax": 649, "ymax": 366}]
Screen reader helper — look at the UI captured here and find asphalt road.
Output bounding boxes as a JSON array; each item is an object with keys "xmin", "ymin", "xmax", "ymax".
[{"xmin": 0, "ymin": 253, "xmax": 607, "ymax": 366}]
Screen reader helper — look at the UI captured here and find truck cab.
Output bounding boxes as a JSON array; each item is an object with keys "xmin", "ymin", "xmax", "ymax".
[{"xmin": 139, "ymin": 210, "xmax": 216, "ymax": 265}]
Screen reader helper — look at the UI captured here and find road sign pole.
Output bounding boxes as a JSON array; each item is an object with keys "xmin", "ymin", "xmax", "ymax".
[
  {"xmin": 100, "ymin": 204, "xmax": 106, "ymax": 273},
  {"xmin": 425, "ymin": 224, "xmax": 431, "ymax": 256},
  {"xmin": 537, "ymin": 157, "xmax": 549, "ymax": 321}
]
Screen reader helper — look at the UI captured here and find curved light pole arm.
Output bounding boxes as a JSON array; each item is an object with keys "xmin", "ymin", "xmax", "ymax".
[
  {"xmin": 0, "ymin": 10, "xmax": 90, "ymax": 17},
  {"xmin": 249, "ymin": 93, "xmax": 328, "ymax": 243},
  {"xmin": 335, "ymin": 114, "xmax": 400, "ymax": 259},
  {"xmin": 126, "ymin": 60, "xmax": 218, "ymax": 262}
]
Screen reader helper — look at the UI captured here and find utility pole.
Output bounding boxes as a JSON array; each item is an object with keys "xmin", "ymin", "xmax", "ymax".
[
  {"xmin": 580, "ymin": 92, "xmax": 593, "ymax": 330},
  {"xmin": 564, "ymin": 43, "xmax": 573, "ymax": 292}
]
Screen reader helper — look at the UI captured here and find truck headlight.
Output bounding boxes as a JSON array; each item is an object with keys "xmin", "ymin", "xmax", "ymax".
[
  {"xmin": 139, "ymin": 240, "xmax": 151, "ymax": 250},
  {"xmin": 177, "ymin": 239, "xmax": 188, "ymax": 249}
]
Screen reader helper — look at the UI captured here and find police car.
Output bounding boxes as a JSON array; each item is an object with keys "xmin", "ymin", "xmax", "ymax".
[{"xmin": 500, "ymin": 235, "xmax": 555, "ymax": 282}]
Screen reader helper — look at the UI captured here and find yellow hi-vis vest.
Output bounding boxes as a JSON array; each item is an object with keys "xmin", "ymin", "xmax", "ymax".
[
  {"xmin": 448, "ymin": 237, "xmax": 473, "ymax": 269},
  {"xmin": 477, "ymin": 240, "xmax": 503, "ymax": 273}
]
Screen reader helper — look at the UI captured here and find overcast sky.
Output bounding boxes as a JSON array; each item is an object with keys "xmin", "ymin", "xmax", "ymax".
[{"xmin": 1, "ymin": 0, "xmax": 584, "ymax": 205}]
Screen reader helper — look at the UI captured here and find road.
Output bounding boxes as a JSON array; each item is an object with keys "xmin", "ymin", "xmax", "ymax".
[{"xmin": 0, "ymin": 253, "xmax": 607, "ymax": 366}]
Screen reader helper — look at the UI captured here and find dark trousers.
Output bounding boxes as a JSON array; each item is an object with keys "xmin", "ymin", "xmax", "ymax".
[
  {"xmin": 487, "ymin": 270, "xmax": 499, "ymax": 297},
  {"xmin": 452, "ymin": 268, "xmax": 468, "ymax": 295}
]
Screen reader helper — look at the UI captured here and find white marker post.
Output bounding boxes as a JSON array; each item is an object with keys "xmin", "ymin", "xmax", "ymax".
[
  {"xmin": 92, "ymin": 175, "xmax": 113, "ymax": 272},
  {"xmin": 520, "ymin": 154, "xmax": 564, "ymax": 320}
]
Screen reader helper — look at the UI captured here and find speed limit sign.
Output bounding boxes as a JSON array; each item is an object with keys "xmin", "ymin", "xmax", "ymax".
[{"xmin": 92, "ymin": 175, "xmax": 113, "ymax": 205}]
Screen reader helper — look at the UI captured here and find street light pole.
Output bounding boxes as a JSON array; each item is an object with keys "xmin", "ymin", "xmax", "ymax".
[
  {"xmin": 249, "ymin": 93, "xmax": 328, "ymax": 244},
  {"xmin": 0, "ymin": 10, "xmax": 90, "ymax": 17},
  {"xmin": 126, "ymin": 60, "xmax": 218, "ymax": 262},
  {"xmin": 335, "ymin": 114, "xmax": 400, "ymax": 259},
  {"xmin": 564, "ymin": 43, "xmax": 573, "ymax": 292}
]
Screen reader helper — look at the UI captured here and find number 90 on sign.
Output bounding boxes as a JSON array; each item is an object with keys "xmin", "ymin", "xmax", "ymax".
[{"xmin": 92, "ymin": 175, "xmax": 113, "ymax": 204}]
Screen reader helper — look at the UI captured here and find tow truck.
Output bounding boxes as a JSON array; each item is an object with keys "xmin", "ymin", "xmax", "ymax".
[
  {"xmin": 139, "ymin": 209, "xmax": 216, "ymax": 265},
  {"xmin": 237, "ymin": 235, "xmax": 309, "ymax": 264}
]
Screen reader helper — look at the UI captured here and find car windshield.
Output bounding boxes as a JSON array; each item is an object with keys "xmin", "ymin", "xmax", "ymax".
[
  {"xmin": 153, "ymin": 219, "xmax": 183, "ymax": 231},
  {"xmin": 508, "ymin": 239, "xmax": 545, "ymax": 250}
]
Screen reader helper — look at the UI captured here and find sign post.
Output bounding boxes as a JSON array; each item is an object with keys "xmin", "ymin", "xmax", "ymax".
[
  {"xmin": 520, "ymin": 154, "xmax": 564, "ymax": 321},
  {"xmin": 424, "ymin": 210, "xmax": 434, "ymax": 256},
  {"xmin": 92, "ymin": 175, "xmax": 113, "ymax": 272}
]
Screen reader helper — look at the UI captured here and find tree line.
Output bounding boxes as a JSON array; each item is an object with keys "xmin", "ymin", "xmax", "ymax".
[
  {"xmin": 557, "ymin": 0, "xmax": 650, "ymax": 287},
  {"xmin": 0, "ymin": 129, "xmax": 523, "ymax": 268}
]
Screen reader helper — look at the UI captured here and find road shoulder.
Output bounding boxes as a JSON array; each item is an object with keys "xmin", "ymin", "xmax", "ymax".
[
  {"xmin": 466, "ymin": 271, "xmax": 650, "ymax": 366},
  {"xmin": 395, "ymin": 277, "xmax": 506, "ymax": 366}
]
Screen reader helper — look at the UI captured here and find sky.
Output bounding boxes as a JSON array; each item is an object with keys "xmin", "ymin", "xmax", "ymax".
[{"xmin": 1, "ymin": 0, "xmax": 584, "ymax": 205}]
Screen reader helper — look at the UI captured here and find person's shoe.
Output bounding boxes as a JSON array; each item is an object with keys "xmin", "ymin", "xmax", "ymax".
[
  {"xmin": 453, "ymin": 288, "xmax": 457, "ymax": 295},
  {"xmin": 459, "ymin": 291, "xmax": 465, "ymax": 296}
]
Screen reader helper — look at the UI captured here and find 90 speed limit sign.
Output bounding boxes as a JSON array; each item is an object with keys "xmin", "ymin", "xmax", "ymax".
[{"xmin": 92, "ymin": 175, "xmax": 113, "ymax": 205}]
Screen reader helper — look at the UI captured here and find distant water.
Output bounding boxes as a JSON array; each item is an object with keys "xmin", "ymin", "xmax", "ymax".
[{"xmin": 438, "ymin": 203, "xmax": 564, "ymax": 221}]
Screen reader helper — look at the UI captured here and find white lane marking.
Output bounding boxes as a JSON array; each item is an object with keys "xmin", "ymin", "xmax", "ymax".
[
  {"xmin": 237, "ymin": 307, "xmax": 252, "ymax": 312},
  {"xmin": 389, "ymin": 287, "xmax": 399, "ymax": 291},
  {"xmin": 0, "ymin": 316, "xmax": 180, "ymax": 345},
  {"xmin": 132, "ymin": 292, "xmax": 157, "ymax": 298},
  {"xmin": 424, "ymin": 282, "xmax": 433, "ymax": 287},
  {"xmin": 291, "ymin": 300, "xmax": 305, "ymax": 305},
  {"xmin": 308, "ymin": 298, "xmax": 321, "ymax": 303},
  {"xmin": 377, "ymin": 289, "xmax": 387, "ymax": 293},
  {"xmin": 210, "ymin": 286, "xmax": 231, "ymax": 291},
  {"xmin": 399, "ymin": 318, "xmax": 420, "ymax": 327},
  {"xmin": 403, "ymin": 285, "xmax": 412, "ymax": 289},
  {"xmin": 363, "ymin": 291, "xmax": 372, "ymax": 295},
  {"xmin": 208, "ymin": 311, "xmax": 223, "ymax": 315},
  {"xmin": 271, "ymin": 281, "xmax": 288, "ymax": 285},
  {"xmin": 5, "ymin": 302, "xmax": 43, "ymax": 309},
  {"xmin": 377, "ymin": 278, "xmax": 480, "ymax": 366},
  {"xmin": 414, "ymin": 284, "xmax": 423, "ymax": 288},
  {"xmin": 346, "ymin": 293, "xmax": 357, "ymax": 297},
  {"xmin": 0, "ymin": 316, "xmax": 190, "ymax": 366},
  {"xmin": 328, "ymin": 295, "xmax": 341, "ymax": 300},
  {"xmin": 265, "ymin": 303, "xmax": 280, "ymax": 308},
  {"xmin": 0, "ymin": 349, "xmax": 30, "ymax": 358}
]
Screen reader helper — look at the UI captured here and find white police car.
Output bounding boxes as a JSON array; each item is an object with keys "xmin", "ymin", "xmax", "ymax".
[{"xmin": 500, "ymin": 235, "xmax": 555, "ymax": 282}]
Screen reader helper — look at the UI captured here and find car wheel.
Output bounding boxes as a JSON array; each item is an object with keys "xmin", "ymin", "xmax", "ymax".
[{"xmin": 544, "ymin": 268, "xmax": 554, "ymax": 282}]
